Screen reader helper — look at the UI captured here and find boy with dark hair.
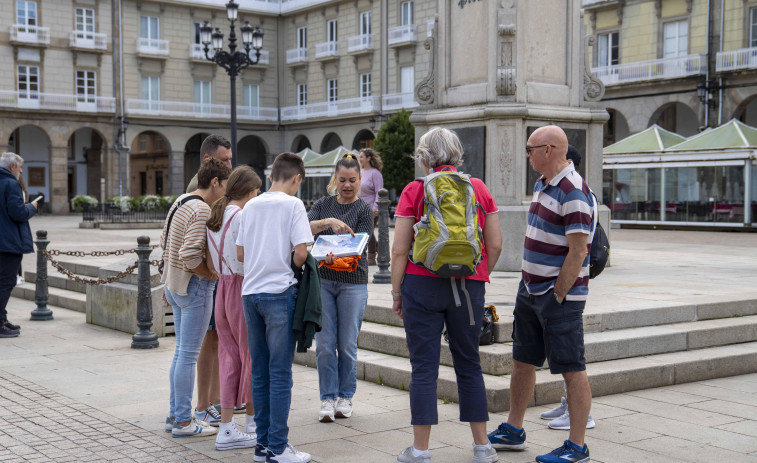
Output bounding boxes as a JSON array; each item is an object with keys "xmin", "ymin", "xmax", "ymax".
[{"xmin": 236, "ymin": 152, "xmax": 313, "ymax": 463}]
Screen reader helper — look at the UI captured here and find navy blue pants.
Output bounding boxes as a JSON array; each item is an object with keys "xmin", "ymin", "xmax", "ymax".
[
  {"xmin": 401, "ymin": 274, "xmax": 489, "ymax": 425},
  {"xmin": 0, "ymin": 252, "xmax": 22, "ymax": 323}
]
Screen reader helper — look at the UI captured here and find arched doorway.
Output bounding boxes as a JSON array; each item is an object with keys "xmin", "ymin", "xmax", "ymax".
[
  {"xmin": 129, "ymin": 131, "xmax": 170, "ymax": 197},
  {"xmin": 8, "ymin": 125, "xmax": 52, "ymax": 212},
  {"xmin": 67, "ymin": 128, "xmax": 105, "ymax": 207},
  {"xmin": 184, "ymin": 133, "xmax": 209, "ymax": 189},
  {"xmin": 321, "ymin": 132, "xmax": 342, "ymax": 152},
  {"xmin": 734, "ymin": 95, "xmax": 757, "ymax": 126},
  {"xmin": 291, "ymin": 135, "xmax": 311, "ymax": 152},
  {"xmin": 238, "ymin": 135, "xmax": 268, "ymax": 190},
  {"xmin": 352, "ymin": 129, "xmax": 375, "ymax": 150},
  {"xmin": 649, "ymin": 102, "xmax": 699, "ymax": 136},
  {"xmin": 604, "ymin": 109, "xmax": 630, "ymax": 146}
]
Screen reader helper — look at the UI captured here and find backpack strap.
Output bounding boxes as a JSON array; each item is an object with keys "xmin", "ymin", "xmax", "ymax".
[
  {"xmin": 590, "ymin": 191, "xmax": 599, "ymax": 242},
  {"xmin": 449, "ymin": 277, "xmax": 475, "ymax": 326},
  {"xmin": 208, "ymin": 207, "xmax": 241, "ymax": 275},
  {"xmin": 163, "ymin": 194, "xmax": 203, "ymax": 250}
]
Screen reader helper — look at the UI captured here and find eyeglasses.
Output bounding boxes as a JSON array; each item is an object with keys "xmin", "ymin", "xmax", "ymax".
[{"xmin": 525, "ymin": 144, "xmax": 555, "ymax": 155}]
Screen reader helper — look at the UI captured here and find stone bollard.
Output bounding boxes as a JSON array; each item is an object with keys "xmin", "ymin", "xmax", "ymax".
[
  {"xmin": 131, "ymin": 236, "xmax": 159, "ymax": 349},
  {"xmin": 30, "ymin": 230, "xmax": 53, "ymax": 321},
  {"xmin": 373, "ymin": 188, "xmax": 391, "ymax": 284}
]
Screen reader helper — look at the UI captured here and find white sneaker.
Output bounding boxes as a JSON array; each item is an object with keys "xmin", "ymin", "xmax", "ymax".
[
  {"xmin": 267, "ymin": 443, "xmax": 311, "ymax": 462},
  {"xmin": 472, "ymin": 443, "xmax": 498, "ymax": 463},
  {"xmin": 540, "ymin": 397, "xmax": 568, "ymax": 420},
  {"xmin": 335, "ymin": 397, "xmax": 353, "ymax": 418},
  {"xmin": 547, "ymin": 409, "xmax": 596, "ymax": 430},
  {"xmin": 319, "ymin": 399, "xmax": 335, "ymax": 422},
  {"xmin": 172, "ymin": 417, "xmax": 219, "ymax": 437},
  {"xmin": 215, "ymin": 421, "xmax": 256, "ymax": 450}
]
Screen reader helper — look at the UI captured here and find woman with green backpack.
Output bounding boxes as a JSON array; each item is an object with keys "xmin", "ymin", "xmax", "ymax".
[{"xmin": 390, "ymin": 127, "xmax": 503, "ymax": 463}]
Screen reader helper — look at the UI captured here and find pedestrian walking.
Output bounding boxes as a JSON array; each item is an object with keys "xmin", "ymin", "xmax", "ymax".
[
  {"xmin": 0, "ymin": 152, "xmax": 39, "ymax": 338},
  {"xmin": 357, "ymin": 148, "xmax": 383, "ymax": 265},
  {"xmin": 487, "ymin": 126, "xmax": 595, "ymax": 463},
  {"xmin": 206, "ymin": 166, "xmax": 261, "ymax": 450},
  {"xmin": 307, "ymin": 153, "xmax": 374, "ymax": 423},
  {"xmin": 162, "ymin": 157, "xmax": 230, "ymax": 437},
  {"xmin": 236, "ymin": 152, "xmax": 313, "ymax": 463},
  {"xmin": 390, "ymin": 128, "xmax": 503, "ymax": 463}
]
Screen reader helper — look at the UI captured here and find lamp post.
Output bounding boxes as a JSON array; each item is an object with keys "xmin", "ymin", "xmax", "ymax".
[{"xmin": 200, "ymin": 0, "xmax": 263, "ymax": 167}]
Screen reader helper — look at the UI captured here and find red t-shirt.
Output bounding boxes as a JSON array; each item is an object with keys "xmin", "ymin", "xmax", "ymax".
[{"xmin": 394, "ymin": 166, "xmax": 499, "ymax": 283}]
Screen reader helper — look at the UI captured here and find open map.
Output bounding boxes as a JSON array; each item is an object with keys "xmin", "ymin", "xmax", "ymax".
[{"xmin": 311, "ymin": 232, "xmax": 370, "ymax": 260}]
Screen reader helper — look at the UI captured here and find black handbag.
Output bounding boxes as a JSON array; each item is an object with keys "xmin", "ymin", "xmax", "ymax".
[{"xmin": 442, "ymin": 304, "xmax": 498, "ymax": 345}]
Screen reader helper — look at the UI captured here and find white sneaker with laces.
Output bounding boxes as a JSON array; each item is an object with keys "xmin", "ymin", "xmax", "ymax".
[
  {"xmin": 172, "ymin": 417, "xmax": 218, "ymax": 437},
  {"xmin": 319, "ymin": 399, "xmax": 335, "ymax": 422},
  {"xmin": 335, "ymin": 398, "xmax": 353, "ymax": 418},
  {"xmin": 216, "ymin": 421, "xmax": 256, "ymax": 450},
  {"xmin": 547, "ymin": 409, "xmax": 596, "ymax": 430},
  {"xmin": 540, "ymin": 397, "xmax": 568, "ymax": 420},
  {"xmin": 267, "ymin": 443, "xmax": 311, "ymax": 462},
  {"xmin": 472, "ymin": 443, "xmax": 498, "ymax": 463}
]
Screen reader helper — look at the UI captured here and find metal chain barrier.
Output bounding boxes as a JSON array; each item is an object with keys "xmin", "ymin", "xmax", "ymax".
[
  {"xmin": 45, "ymin": 243, "xmax": 159, "ymax": 258},
  {"xmin": 43, "ymin": 251, "xmax": 139, "ymax": 285}
]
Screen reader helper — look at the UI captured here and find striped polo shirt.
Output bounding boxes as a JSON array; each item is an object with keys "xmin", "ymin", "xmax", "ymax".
[{"xmin": 522, "ymin": 163, "xmax": 594, "ymax": 301}]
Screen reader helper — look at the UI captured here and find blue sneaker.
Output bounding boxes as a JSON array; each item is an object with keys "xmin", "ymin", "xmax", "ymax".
[
  {"xmin": 194, "ymin": 406, "xmax": 221, "ymax": 427},
  {"xmin": 536, "ymin": 440, "xmax": 590, "ymax": 463},
  {"xmin": 487, "ymin": 422, "xmax": 527, "ymax": 450},
  {"xmin": 164, "ymin": 416, "xmax": 175, "ymax": 432},
  {"xmin": 254, "ymin": 443, "xmax": 268, "ymax": 462}
]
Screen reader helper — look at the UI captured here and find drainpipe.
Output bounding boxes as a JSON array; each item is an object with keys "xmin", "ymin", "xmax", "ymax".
[
  {"xmin": 380, "ymin": 0, "xmax": 388, "ymax": 127},
  {"xmin": 119, "ymin": 0, "xmax": 130, "ymax": 195},
  {"xmin": 718, "ymin": 0, "xmax": 724, "ymax": 125},
  {"xmin": 704, "ymin": 0, "xmax": 712, "ymax": 128},
  {"xmin": 112, "ymin": 0, "xmax": 121, "ymax": 196}
]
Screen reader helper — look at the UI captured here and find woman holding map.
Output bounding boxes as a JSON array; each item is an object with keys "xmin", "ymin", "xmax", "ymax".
[{"xmin": 307, "ymin": 153, "xmax": 374, "ymax": 424}]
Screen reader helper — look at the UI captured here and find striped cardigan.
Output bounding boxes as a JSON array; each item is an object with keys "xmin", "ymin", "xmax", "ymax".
[{"xmin": 160, "ymin": 194, "xmax": 211, "ymax": 296}]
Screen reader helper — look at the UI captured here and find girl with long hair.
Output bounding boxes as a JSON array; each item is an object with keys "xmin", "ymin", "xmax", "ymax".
[{"xmin": 358, "ymin": 148, "xmax": 384, "ymax": 265}]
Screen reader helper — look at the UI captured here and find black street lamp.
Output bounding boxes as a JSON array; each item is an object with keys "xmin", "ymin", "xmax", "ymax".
[{"xmin": 200, "ymin": 0, "xmax": 263, "ymax": 167}]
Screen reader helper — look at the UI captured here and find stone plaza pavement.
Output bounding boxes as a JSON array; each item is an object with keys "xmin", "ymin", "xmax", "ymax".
[{"xmin": 1, "ymin": 215, "xmax": 757, "ymax": 462}]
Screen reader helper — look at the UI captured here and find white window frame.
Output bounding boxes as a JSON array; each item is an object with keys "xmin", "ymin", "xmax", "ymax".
[
  {"xmin": 141, "ymin": 75, "xmax": 160, "ymax": 101},
  {"xmin": 360, "ymin": 73, "xmax": 371, "ymax": 98},
  {"xmin": 194, "ymin": 80, "xmax": 211, "ymax": 107},
  {"xmin": 17, "ymin": 1, "xmax": 37, "ymax": 26},
  {"xmin": 400, "ymin": 66, "xmax": 414, "ymax": 94},
  {"xmin": 297, "ymin": 26, "xmax": 307, "ymax": 48},
  {"xmin": 750, "ymin": 7, "xmax": 757, "ymax": 48},
  {"xmin": 297, "ymin": 83, "xmax": 307, "ymax": 106},
  {"xmin": 17, "ymin": 64, "xmax": 39, "ymax": 99},
  {"xmin": 360, "ymin": 11, "xmax": 371, "ymax": 36},
  {"xmin": 597, "ymin": 31, "xmax": 619, "ymax": 67},
  {"xmin": 193, "ymin": 22, "xmax": 202, "ymax": 44},
  {"xmin": 243, "ymin": 84, "xmax": 260, "ymax": 107},
  {"xmin": 75, "ymin": 8, "xmax": 95, "ymax": 34},
  {"xmin": 663, "ymin": 19, "xmax": 688, "ymax": 58},
  {"xmin": 327, "ymin": 19, "xmax": 338, "ymax": 42},
  {"xmin": 327, "ymin": 79, "xmax": 338, "ymax": 102},
  {"xmin": 401, "ymin": 1, "xmax": 414, "ymax": 26},
  {"xmin": 76, "ymin": 70, "xmax": 96, "ymax": 103},
  {"xmin": 140, "ymin": 15, "xmax": 159, "ymax": 40}
]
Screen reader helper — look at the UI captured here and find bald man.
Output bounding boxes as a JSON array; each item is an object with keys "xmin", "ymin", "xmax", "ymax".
[{"xmin": 487, "ymin": 126, "xmax": 594, "ymax": 463}]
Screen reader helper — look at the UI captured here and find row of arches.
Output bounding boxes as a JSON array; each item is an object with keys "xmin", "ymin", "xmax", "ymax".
[{"xmin": 292, "ymin": 129, "xmax": 375, "ymax": 153}]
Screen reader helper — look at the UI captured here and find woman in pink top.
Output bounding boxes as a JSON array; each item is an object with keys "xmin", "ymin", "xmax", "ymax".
[
  {"xmin": 206, "ymin": 166, "xmax": 261, "ymax": 451},
  {"xmin": 358, "ymin": 148, "xmax": 384, "ymax": 265}
]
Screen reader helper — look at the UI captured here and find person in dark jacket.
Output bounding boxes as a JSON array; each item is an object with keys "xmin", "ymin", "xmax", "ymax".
[{"xmin": 0, "ymin": 152, "xmax": 39, "ymax": 338}]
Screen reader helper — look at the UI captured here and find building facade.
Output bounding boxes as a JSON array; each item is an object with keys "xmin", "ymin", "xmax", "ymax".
[
  {"xmin": 584, "ymin": 0, "xmax": 757, "ymax": 145},
  {"xmin": 0, "ymin": 0, "xmax": 433, "ymax": 213}
]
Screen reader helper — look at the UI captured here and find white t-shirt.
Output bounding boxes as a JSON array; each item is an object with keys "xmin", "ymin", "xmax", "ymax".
[
  {"xmin": 207, "ymin": 205, "xmax": 244, "ymax": 276},
  {"xmin": 236, "ymin": 191, "xmax": 313, "ymax": 295}
]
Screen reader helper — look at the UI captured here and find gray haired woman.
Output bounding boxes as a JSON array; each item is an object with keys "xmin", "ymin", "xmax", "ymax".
[{"xmin": 390, "ymin": 127, "xmax": 503, "ymax": 463}]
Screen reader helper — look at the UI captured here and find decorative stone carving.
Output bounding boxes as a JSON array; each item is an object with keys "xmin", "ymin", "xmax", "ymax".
[
  {"xmin": 498, "ymin": 24, "xmax": 516, "ymax": 36},
  {"xmin": 415, "ymin": 28, "xmax": 435, "ymax": 106},
  {"xmin": 686, "ymin": 0, "xmax": 693, "ymax": 13},
  {"xmin": 496, "ymin": 5, "xmax": 516, "ymax": 97},
  {"xmin": 654, "ymin": 0, "xmax": 662, "ymax": 19},
  {"xmin": 583, "ymin": 36, "xmax": 604, "ymax": 102},
  {"xmin": 496, "ymin": 68, "xmax": 516, "ymax": 96}
]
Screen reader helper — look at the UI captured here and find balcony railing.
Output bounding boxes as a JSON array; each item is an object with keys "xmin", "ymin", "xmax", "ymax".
[
  {"xmin": 126, "ymin": 99, "xmax": 277, "ymax": 121},
  {"xmin": 286, "ymin": 47, "xmax": 308, "ymax": 64},
  {"xmin": 69, "ymin": 31, "xmax": 107, "ymax": 50},
  {"xmin": 0, "ymin": 90, "xmax": 115, "ymax": 112},
  {"xmin": 348, "ymin": 34, "xmax": 373, "ymax": 53},
  {"xmin": 10, "ymin": 24, "xmax": 50, "ymax": 45},
  {"xmin": 190, "ymin": 43, "xmax": 212, "ymax": 60},
  {"xmin": 382, "ymin": 92, "xmax": 419, "ymax": 111},
  {"xmin": 315, "ymin": 41, "xmax": 339, "ymax": 59},
  {"xmin": 591, "ymin": 54, "xmax": 706, "ymax": 86},
  {"xmin": 281, "ymin": 96, "xmax": 380, "ymax": 121},
  {"xmin": 136, "ymin": 37, "xmax": 169, "ymax": 56},
  {"xmin": 716, "ymin": 47, "xmax": 757, "ymax": 72},
  {"xmin": 250, "ymin": 49, "xmax": 270, "ymax": 65},
  {"xmin": 388, "ymin": 25, "xmax": 417, "ymax": 47}
]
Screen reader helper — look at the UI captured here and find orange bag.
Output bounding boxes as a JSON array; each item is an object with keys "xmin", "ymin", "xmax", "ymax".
[{"xmin": 318, "ymin": 255, "xmax": 361, "ymax": 272}]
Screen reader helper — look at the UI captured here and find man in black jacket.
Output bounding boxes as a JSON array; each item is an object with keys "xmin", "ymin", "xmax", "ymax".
[{"xmin": 0, "ymin": 152, "xmax": 38, "ymax": 337}]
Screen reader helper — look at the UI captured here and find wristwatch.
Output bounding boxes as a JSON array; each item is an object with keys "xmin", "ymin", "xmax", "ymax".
[{"xmin": 391, "ymin": 290, "xmax": 402, "ymax": 298}]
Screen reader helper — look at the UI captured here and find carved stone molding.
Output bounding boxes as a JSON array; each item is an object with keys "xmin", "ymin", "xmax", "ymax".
[
  {"xmin": 583, "ymin": 35, "xmax": 604, "ymax": 102},
  {"xmin": 496, "ymin": 68, "xmax": 516, "ymax": 96},
  {"xmin": 498, "ymin": 23, "xmax": 516, "ymax": 36},
  {"xmin": 414, "ymin": 17, "xmax": 436, "ymax": 106},
  {"xmin": 654, "ymin": 0, "xmax": 661, "ymax": 19},
  {"xmin": 686, "ymin": 0, "xmax": 693, "ymax": 13}
]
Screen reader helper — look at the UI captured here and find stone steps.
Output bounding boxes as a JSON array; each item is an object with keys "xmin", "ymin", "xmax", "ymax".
[
  {"xmin": 11, "ymin": 282, "xmax": 87, "ymax": 313},
  {"xmin": 13, "ymin": 262, "xmax": 104, "ymax": 314},
  {"xmin": 294, "ymin": 341, "xmax": 757, "ymax": 412}
]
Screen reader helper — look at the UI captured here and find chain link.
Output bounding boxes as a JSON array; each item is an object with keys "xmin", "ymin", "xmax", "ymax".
[
  {"xmin": 45, "ymin": 244, "xmax": 159, "ymax": 258},
  {"xmin": 43, "ymin": 252, "xmax": 139, "ymax": 285}
]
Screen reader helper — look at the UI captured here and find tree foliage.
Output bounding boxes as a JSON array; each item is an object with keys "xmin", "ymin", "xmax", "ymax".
[{"xmin": 373, "ymin": 109, "xmax": 415, "ymax": 193}]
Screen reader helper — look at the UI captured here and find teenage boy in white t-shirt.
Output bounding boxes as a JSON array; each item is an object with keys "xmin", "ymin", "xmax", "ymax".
[{"xmin": 236, "ymin": 152, "xmax": 313, "ymax": 463}]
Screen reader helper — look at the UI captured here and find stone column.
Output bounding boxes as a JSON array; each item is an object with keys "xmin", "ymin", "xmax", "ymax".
[
  {"xmin": 168, "ymin": 151, "xmax": 185, "ymax": 194},
  {"xmin": 50, "ymin": 146, "xmax": 69, "ymax": 214}
]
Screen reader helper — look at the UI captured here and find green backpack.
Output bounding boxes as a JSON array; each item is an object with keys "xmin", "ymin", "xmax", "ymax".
[{"xmin": 409, "ymin": 169, "xmax": 483, "ymax": 324}]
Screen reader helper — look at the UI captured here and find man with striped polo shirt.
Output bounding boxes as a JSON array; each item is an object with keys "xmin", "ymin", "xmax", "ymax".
[{"xmin": 488, "ymin": 126, "xmax": 594, "ymax": 463}]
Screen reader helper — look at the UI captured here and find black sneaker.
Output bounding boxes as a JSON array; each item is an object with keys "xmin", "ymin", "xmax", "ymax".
[
  {"xmin": 0, "ymin": 324, "xmax": 20, "ymax": 338},
  {"xmin": 5, "ymin": 320, "xmax": 20, "ymax": 331}
]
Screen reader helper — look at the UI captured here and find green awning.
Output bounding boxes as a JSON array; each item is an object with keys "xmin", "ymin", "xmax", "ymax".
[
  {"xmin": 666, "ymin": 119, "xmax": 757, "ymax": 151},
  {"xmin": 303, "ymin": 146, "xmax": 354, "ymax": 168},
  {"xmin": 297, "ymin": 148, "xmax": 322, "ymax": 163},
  {"xmin": 603, "ymin": 125, "xmax": 687, "ymax": 155}
]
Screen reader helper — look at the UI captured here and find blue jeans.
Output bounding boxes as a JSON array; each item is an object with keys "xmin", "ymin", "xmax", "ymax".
[
  {"xmin": 242, "ymin": 286, "xmax": 298, "ymax": 455},
  {"xmin": 316, "ymin": 279, "xmax": 368, "ymax": 401},
  {"xmin": 165, "ymin": 275, "xmax": 214, "ymax": 423}
]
